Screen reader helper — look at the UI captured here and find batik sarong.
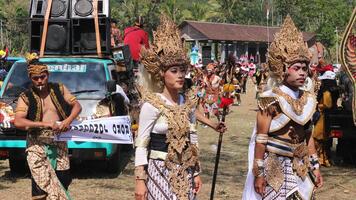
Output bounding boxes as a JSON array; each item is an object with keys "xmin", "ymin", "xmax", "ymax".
[
  {"xmin": 26, "ymin": 129, "xmax": 72, "ymax": 200},
  {"xmin": 146, "ymin": 159, "xmax": 196, "ymax": 200}
]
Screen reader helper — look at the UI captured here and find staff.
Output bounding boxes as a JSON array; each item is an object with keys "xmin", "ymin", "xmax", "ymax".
[{"xmin": 210, "ymin": 106, "xmax": 227, "ymax": 200}]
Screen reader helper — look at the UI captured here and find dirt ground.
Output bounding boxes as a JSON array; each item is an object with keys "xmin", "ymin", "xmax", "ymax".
[{"xmin": 1, "ymin": 80, "xmax": 356, "ymax": 200}]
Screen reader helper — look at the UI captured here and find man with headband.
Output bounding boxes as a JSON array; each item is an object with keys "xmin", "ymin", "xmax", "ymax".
[{"xmin": 14, "ymin": 53, "xmax": 82, "ymax": 200}]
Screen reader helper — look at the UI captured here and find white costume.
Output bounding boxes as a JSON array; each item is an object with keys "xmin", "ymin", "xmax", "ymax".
[{"xmin": 242, "ymin": 15, "xmax": 320, "ymax": 200}]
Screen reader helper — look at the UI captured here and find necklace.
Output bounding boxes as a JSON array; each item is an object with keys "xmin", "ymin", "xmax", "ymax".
[{"xmin": 272, "ymin": 87, "xmax": 308, "ymax": 115}]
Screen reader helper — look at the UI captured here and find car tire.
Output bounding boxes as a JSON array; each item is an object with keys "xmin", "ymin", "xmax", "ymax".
[{"xmin": 106, "ymin": 146, "xmax": 121, "ymax": 174}]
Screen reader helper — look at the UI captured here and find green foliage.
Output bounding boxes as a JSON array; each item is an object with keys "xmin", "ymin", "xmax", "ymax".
[
  {"xmin": 0, "ymin": 0, "xmax": 29, "ymax": 55},
  {"xmin": 0, "ymin": 0, "xmax": 354, "ymax": 59}
]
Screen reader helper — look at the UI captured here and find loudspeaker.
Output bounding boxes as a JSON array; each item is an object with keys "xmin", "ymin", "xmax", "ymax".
[
  {"xmin": 30, "ymin": 19, "xmax": 71, "ymax": 55},
  {"xmin": 71, "ymin": 0, "xmax": 110, "ymax": 18},
  {"xmin": 112, "ymin": 45, "xmax": 132, "ymax": 66},
  {"xmin": 71, "ymin": 18, "xmax": 111, "ymax": 55},
  {"xmin": 30, "ymin": 0, "xmax": 69, "ymax": 19},
  {"xmin": 202, "ymin": 46, "xmax": 212, "ymax": 66}
]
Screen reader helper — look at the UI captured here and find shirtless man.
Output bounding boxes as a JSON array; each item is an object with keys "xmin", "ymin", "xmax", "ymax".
[
  {"xmin": 203, "ymin": 63, "xmax": 222, "ymax": 121},
  {"xmin": 14, "ymin": 54, "xmax": 81, "ymax": 200}
]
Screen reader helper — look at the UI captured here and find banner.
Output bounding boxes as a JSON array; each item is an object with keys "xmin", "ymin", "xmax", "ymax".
[{"xmin": 55, "ymin": 116, "xmax": 133, "ymax": 144}]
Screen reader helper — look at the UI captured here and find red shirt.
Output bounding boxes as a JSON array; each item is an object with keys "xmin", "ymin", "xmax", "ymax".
[{"xmin": 123, "ymin": 26, "xmax": 149, "ymax": 61}]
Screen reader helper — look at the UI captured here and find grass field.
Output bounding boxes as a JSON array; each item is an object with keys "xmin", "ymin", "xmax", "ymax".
[{"xmin": 1, "ymin": 80, "xmax": 356, "ymax": 200}]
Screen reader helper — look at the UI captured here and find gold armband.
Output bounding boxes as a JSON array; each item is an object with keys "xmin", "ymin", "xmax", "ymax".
[
  {"xmin": 134, "ymin": 167, "xmax": 148, "ymax": 180},
  {"xmin": 15, "ymin": 107, "xmax": 27, "ymax": 113},
  {"xmin": 255, "ymin": 134, "xmax": 268, "ymax": 144},
  {"xmin": 69, "ymin": 96, "xmax": 77, "ymax": 103}
]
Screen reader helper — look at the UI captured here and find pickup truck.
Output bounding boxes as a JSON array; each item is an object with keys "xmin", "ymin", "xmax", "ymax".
[{"xmin": 0, "ymin": 57, "xmax": 129, "ymax": 173}]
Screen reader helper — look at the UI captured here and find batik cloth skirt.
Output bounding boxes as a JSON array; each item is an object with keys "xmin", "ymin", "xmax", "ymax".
[
  {"xmin": 146, "ymin": 159, "xmax": 196, "ymax": 200},
  {"xmin": 263, "ymin": 154, "xmax": 314, "ymax": 200}
]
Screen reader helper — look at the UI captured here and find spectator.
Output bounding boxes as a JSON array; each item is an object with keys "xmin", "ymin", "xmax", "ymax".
[
  {"xmin": 123, "ymin": 16, "xmax": 149, "ymax": 68},
  {"xmin": 111, "ymin": 19, "xmax": 122, "ymax": 47}
]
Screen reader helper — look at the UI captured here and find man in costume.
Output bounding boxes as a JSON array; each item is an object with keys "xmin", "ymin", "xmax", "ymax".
[
  {"xmin": 243, "ymin": 16, "xmax": 323, "ymax": 200},
  {"xmin": 14, "ymin": 53, "xmax": 82, "ymax": 200},
  {"xmin": 134, "ymin": 15, "xmax": 225, "ymax": 200},
  {"xmin": 203, "ymin": 63, "xmax": 222, "ymax": 120},
  {"xmin": 313, "ymin": 70, "xmax": 339, "ymax": 167}
]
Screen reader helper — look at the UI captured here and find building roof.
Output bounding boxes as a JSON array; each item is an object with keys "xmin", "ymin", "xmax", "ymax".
[{"xmin": 179, "ymin": 20, "xmax": 315, "ymax": 43}]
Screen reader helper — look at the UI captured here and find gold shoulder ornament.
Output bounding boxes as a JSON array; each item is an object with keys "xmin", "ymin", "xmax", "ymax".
[{"xmin": 340, "ymin": 8, "xmax": 356, "ymax": 125}]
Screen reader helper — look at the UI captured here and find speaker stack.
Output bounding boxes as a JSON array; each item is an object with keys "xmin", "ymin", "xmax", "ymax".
[
  {"xmin": 202, "ymin": 46, "xmax": 212, "ymax": 66},
  {"xmin": 29, "ymin": 0, "xmax": 111, "ymax": 55}
]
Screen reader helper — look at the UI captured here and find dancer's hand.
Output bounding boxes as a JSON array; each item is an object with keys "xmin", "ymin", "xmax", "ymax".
[
  {"xmin": 254, "ymin": 176, "xmax": 266, "ymax": 195},
  {"xmin": 42, "ymin": 121, "xmax": 60, "ymax": 131},
  {"xmin": 58, "ymin": 119, "xmax": 71, "ymax": 133},
  {"xmin": 214, "ymin": 122, "xmax": 227, "ymax": 133},
  {"xmin": 193, "ymin": 175, "xmax": 202, "ymax": 194},
  {"xmin": 313, "ymin": 169, "xmax": 323, "ymax": 188},
  {"xmin": 135, "ymin": 180, "xmax": 147, "ymax": 200}
]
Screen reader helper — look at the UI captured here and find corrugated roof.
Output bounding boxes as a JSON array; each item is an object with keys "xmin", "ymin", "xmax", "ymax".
[{"xmin": 180, "ymin": 20, "xmax": 315, "ymax": 42}]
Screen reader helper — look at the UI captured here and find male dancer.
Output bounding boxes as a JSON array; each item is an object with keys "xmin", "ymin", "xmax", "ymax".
[
  {"xmin": 203, "ymin": 63, "xmax": 222, "ymax": 120},
  {"xmin": 243, "ymin": 16, "xmax": 323, "ymax": 200},
  {"xmin": 14, "ymin": 53, "xmax": 82, "ymax": 200}
]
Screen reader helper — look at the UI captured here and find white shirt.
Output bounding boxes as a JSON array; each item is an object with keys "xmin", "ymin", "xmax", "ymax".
[
  {"xmin": 113, "ymin": 84, "xmax": 130, "ymax": 104},
  {"xmin": 135, "ymin": 94, "xmax": 196, "ymax": 166}
]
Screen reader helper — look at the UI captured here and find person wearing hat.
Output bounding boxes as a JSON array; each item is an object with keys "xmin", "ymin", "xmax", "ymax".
[
  {"xmin": 312, "ymin": 70, "xmax": 339, "ymax": 167},
  {"xmin": 123, "ymin": 16, "xmax": 149, "ymax": 68},
  {"xmin": 243, "ymin": 16, "xmax": 323, "ymax": 200},
  {"xmin": 14, "ymin": 53, "xmax": 82, "ymax": 200}
]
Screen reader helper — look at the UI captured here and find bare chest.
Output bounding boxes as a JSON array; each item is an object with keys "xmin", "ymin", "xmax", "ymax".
[{"xmin": 40, "ymin": 95, "xmax": 60, "ymax": 122}]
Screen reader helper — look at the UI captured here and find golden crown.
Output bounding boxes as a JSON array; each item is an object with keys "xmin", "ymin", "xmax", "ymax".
[
  {"xmin": 268, "ymin": 15, "xmax": 311, "ymax": 82},
  {"xmin": 140, "ymin": 15, "xmax": 189, "ymax": 81}
]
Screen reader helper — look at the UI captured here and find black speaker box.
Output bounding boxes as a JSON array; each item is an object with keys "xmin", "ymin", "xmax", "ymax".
[
  {"xmin": 202, "ymin": 46, "xmax": 212, "ymax": 66},
  {"xmin": 30, "ymin": 19, "xmax": 71, "ymax": 55},
  {"xmin": 71, "ymin": 17, "xmax": 111, "ymax": 55},
  {"xmin": 30, "ymin": 0, "xmax": 70, "ymax": 19},
  {"xmin": 71, "ymin": 0, "xmax": 110, "ymax": 18}
]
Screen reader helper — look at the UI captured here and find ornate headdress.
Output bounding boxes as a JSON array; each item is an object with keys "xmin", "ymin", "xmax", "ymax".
[
  {"xmin": 25, "ymin": 52, "xmax": 48, "ymax": 76},
  {"xmin": 340, "ymin": 8, "xmax": 356, "ymax": 125},
  {"xmin": 140, "ymin": 15, "xmax": 189, "ymax": 82},
  {"xmin": 267, "ymin": 15, "xmax": 311, "ymax": 83}
]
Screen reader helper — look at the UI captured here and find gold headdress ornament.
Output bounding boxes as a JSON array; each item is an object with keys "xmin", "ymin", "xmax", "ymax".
[
  {"xmin": 25, "ymin": 52, "xmax": 48, "ymax": 76},
  {"xmin": 140, "ymin": 15, "xmax": 189, "ymax": 81},
  {"xmin": 268, "ymin": 15, "xmax": 311, "ymax": 83},
  {"xmin": 340, "ymin": 7, "xmax": 356, "ymax": 125}
]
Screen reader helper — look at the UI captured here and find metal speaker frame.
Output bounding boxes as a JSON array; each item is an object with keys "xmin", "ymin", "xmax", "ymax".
[
  {"xmin": 30, "ymin": 19, "xmax": 71, "ymax": 55},
  {"xmin": 71, "ymin": 17, "xmax": 111, "ymax": 55},
  {"xmin": 71, "ymin": 0, "xmax": 110, "ymax": 18},
  {"xmin": 30, "ymin": 0, "xmax": 69, "ymax": 19}
]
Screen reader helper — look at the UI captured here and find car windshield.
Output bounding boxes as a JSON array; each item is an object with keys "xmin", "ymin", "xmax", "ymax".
[{"xmin": 2, "ymin": 62, "xmax": 107, "ymax": 98}]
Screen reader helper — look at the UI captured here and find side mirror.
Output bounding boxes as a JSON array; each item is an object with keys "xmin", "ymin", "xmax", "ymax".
[{"xmin": 106, "ymin": 80, "xmax": 117, "ymax": 93}]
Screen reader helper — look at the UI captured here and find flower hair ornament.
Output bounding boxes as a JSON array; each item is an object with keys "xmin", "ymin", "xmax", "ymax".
[{"xmin": 267, "ymin": 15, "xmax": 311, "ymax": 84}]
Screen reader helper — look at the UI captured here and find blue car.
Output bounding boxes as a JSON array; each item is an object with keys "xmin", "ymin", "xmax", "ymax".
[{"xmin": 0, "ymin": 57, "xmax": 130, "ymax": 173}]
